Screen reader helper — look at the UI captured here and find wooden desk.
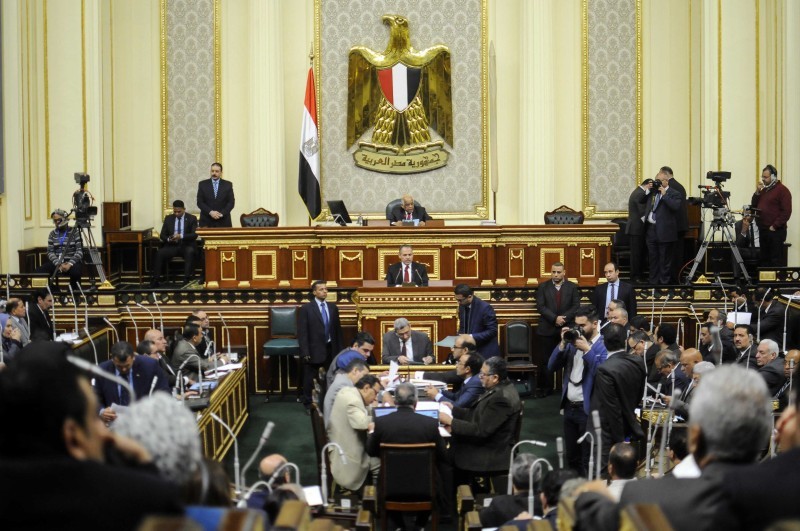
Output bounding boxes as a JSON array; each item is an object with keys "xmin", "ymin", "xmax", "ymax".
[
  {"xmin": 198, "ymin": 224, "xmax": 615, "ymax": 289},
  {"xmin": 104, "ymin": 227, "xmax": 153, "ymax": 284},
  {"xmin": 197, "ymin": 359, "xmax": 249, "ymax": 461}
]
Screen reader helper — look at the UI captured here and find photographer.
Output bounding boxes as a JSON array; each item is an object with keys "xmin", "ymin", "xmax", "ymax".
[
  {"xmin": 750, "ymin": 164, "xmax": 792, "ymax": 267},
  {"xmin": 734, "ymin": 206, "xmax": 760, "ymax": 277},
  {"xmin": 547, "ymin": 305, "xmax": 608, "ymax": 476},
  {"xmin": 36, "ymin": 209, "xmax": 83, "ymax": 289},
  {"xmin": 641, "ymin": 170, "xmax": 682, "ymax": 285}
]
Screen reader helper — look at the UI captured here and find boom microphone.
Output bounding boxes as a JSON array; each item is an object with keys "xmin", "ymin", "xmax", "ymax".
[
  {"xmin": 68, "ymin": 355, "xmax": 136, "ymax": 402},
  {"xmin": 556, "ymin": 437, "xmax": 564, "ymax": 469},
  {"xmin": 103, "ymin": 318, "xmax": 120, "ymax": 343},
  {"xmin": 592, "ymin": 410, "xmax": 602, "ymax": 480},
  {"xmin": 240, "ymin": 421, "xmax": 276, "ymax": 490},
  {"xmin": 125, "ymin": 305, "xmax": 139, "ymax": 343},
  {"xmin": 152, "ymin": 293, "xmax": 164, "ymax": 332},
  {"xmin": 135, "ymin": 302, "xmax": 156, "ymax": 330},
  {"xmin": 67, "ymin": 285, "xmax": 79, "ymax": 334},
  {"xmin": 210, "ymin": 413, "xmax": 241, "ymax": 496}
]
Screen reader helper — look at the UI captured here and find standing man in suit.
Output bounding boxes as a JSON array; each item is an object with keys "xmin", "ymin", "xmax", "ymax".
[
  {"xmin": 28, "ymin": 288, "xmax": 54, "ymax": 341},
  {"xmin": 547, "ymin": 305, "xmax": 608, "ymax": 476},
  {"xmin": 387, "ymin": 194, "xmax": 433, "ymax": 225},
  {"xmin": 591, "ymin": 262, "xmax": 637, "ymax": 323},
  {"xmin": 643, "ymin": 170, "xmax": 682, "ymax": 285},
  {"xmin": 659, "ymin": 167, "xmax": 689, "ymax": 282},
  {"xmin": 425, "ymin": 351, "xmax": 485, "ymax": 408},
  {"xmin": 589, "ymin": 323, "xmax": 646, "ymax": 477},
  {"xmin": 196, "ymin": 162, "xmax": 235, "ymax": 228},
  {"xmin": 151, "ymin": 200, "xmax": 199, "ymax": 287},
  {"xmin": 95, "ymin": 341, "xmax": 169, "ymax": 424},
  {"xmin": 385, "ymin": 244, "xmax": 429, "ymax": 286},
  {"xmin": 626, "ymin": 179, "xmax": 653, "ymax": 283},
  {"xmin": 381, "ymin": 317, "xmax": 433, "ymax": 364},
  {"xmin": 298, "ymin": 280, "xmax": 343, "ymax": 411},
  {"xmin": 536, "ymin": 262, "xmax": 580, "ymax": 391},
  {"xmin": 454, "ymin": 284, "xmax": 499, "ymax": 358},
  {"xmin": 5, "ymin": 299, "xmax": 31, "ymax": 346},
  {"xmin": 750, "ymin": 164, "xmax": 792, "ymax": 267}
]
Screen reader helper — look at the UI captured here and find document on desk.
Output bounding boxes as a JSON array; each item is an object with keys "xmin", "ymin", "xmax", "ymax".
[
  {"xmin": 388, "ymin": 361, "xmax": 400, "ymax": 385},
  {"xmin": 203, "ymin": 362, "xmax": 242, "ymax": 378}
]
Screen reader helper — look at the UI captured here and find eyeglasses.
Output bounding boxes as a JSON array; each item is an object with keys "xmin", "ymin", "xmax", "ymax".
[
  {"xmin": 478, "ymin": 371, "xmax": 494, "ymax": 378},
  {"xmin": 452, "ymin": 345, "xmax": 465, "ymax": 350}
]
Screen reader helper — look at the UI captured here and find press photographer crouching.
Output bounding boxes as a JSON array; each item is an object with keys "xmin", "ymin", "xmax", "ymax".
[{"xmin": 36, "ymin": 208, "xmax": 84, "ymax": 289}]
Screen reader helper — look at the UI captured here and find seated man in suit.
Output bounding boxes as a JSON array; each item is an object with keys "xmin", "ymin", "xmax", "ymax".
[
  {"xmin": 170, "ymin": 322, "xmax": 228, "ymax": 383},
  {"xmin": 381, "ymin": 318, "xmax": 433, "ymax": 365},
  {"xmin": 326, "ymin": 331, "xmax": 376, "ymax": 387},
  {"xmin": 95, "ymin": 341, "xmax": 169, "ymax": 425},
  {"xmin": 479, "ymin": 453, "xmax": 543, "ymax": 526},
  {"xmin": 138, "ymin": 334, "xmax": 177, "ymax": 389},
  {"xmin": 5, "ymin": 298, "xmax": 31, "ymax": 346},
  {"xmin": 425, "ymin": 351, "xmax": 485, "ymax": 408},
  {"xmin": 151, "ymin": 200, "xmax": 199, "ymax": 287},
  {"xmin": 388, "ymin": 194, "xmax": 433, "ymax": 226},
  {"xmin": 386, "ymin": 244, "xmax": 429, "ymax": 286},
  {"xmin": 755, "ymin": 339, "xmax": 785, "ymax": 396},
  {"xmin": 454, "ymin": 283, "xmax": 500, "ymax": 358}
]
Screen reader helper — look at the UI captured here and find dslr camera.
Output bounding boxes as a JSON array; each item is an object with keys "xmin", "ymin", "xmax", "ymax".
[{"xmin": 563, "ymin": 326, "xmax": 583, "ymax": 345}]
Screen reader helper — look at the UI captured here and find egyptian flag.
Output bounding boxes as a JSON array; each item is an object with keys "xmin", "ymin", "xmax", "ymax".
[{"xmin": 298, "ymin": 67, "xmax": 321, "ymax": 219}]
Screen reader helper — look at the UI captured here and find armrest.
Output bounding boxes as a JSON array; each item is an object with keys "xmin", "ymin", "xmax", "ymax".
[{"xmin": 362, "ymin": 485, "xmax": 377, "ymax": 513}]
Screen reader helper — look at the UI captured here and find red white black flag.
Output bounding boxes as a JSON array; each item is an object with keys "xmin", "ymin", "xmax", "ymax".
[{"xmin": 298, "ymin": 67, "xmax": 321, "ymax": 218}]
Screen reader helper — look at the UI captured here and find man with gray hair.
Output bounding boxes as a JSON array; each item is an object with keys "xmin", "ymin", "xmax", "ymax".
[
  {"xmin": 381, "ymin": 317, "xmax": 433, "ymax": 364},
  {"xmin": 755, "ymin": 339, "xmax": 784, "ymax": 395},
  {"xmin": 576, "ymin": 365, "xmax": 772, "ymax": 530},
  {"xmin": 479, "ymin": 453, "xmax": 543, "ymax": 526}
]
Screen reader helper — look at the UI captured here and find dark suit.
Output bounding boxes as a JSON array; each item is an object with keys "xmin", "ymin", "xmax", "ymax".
[
  {"xmin": 388, "ymin": 204, "xmax": 432, "ymax": 223},
  {"xmin": 298, "ymin": 297, "xmax": 343, "ymax": 406},
  {"xmin": 152, "ymin": 212, "xmax": 198, "ymax": 283},
  {"xmin": 643, "ymin": 187, "xmax": 682, "ymax": 284},
  {"xmin": 626, "ymin": 186, "xmax": 649, "ymax": 280},
  {"xmin": 535, "ymin": 280, "xmax": 580, "ymax": 388},
  {"xmin": 154, "ymin": 354, "xmax": 177, "ymax": 388},
  {"xmin": 590, "ymin": 351, "xmax": 646, "ymax": 476},
  {"xmin": 590, "ymin": 280, "xmax": 637, "ymax": 321},
  {"xmin": 196, "ymin": 178, "xmax": 235, "ymax": 227},
  {"xmin": 28, "ymin": 304, "xmax": 54, "ymax": 341},
  {"xmin": 735, "ymin": 345, "xmax": 758, "ymax": 370},
  {"xmin": 437, "ymin": 375, "xmax": 484, "ymax": 408},
  {"xmin": 758, "ymin": 357, "xmax": 785, "ymax": 396},
  {"xmin": 381, "ymin": 330, "xmax": 432, "ymax": 364},
  {"xmin": 734, "ymin": 219, "xmax": 761, "ymax": 265},
  {"xmin": 479, "ymin": 492, "xmax": 542, "ymax": 526},
  {"xmin": 668, "ymin": 177, "xmax": 689, "ymax": 282},
  {"xmin": 458, "ymin": 296, "xmax": 500, "ymax": 358},
  {"xmin": 94, "ymin": 356, "xmax": 169, "ymax": 411},
  {"xmin": 450, "ymin": 380, "xmax": 521, "ymax": 474},
  {"xmin": 385, "ymin": 261, "xmax": 429, "ymax": 286},
  {"xmin": 752, "ymin": 301, "xmax": 783, "ymax": 344}
]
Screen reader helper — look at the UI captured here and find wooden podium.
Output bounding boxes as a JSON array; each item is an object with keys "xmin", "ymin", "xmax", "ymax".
[{"xmin": 354, "ymin": 283, "xmax": 456, "ymax": 363}]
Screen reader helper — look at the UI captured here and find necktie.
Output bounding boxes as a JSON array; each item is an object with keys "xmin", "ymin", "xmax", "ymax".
[
  {"xmin": 463, "ymin": 305, "xmax": 471, "ymax": 333},
  {"xmin": 404, "ymin": 265, "xmax": 410, "ymax": 283},
  {"xmin": 213, "ymin": 179, "xmax": 219, "ymax": 198},
  {"xmin": 179, "ymin": 217, "xmax": 184, "ymax": 237},
  {"xmin": 610, "ymin": 283, "xmax": 616, "ymax": 301},
  {"xmin": 320, "ymin": 302, "xmax": 329, "ymax": 340},
  {"xmin": 406, "ymin": 211, "xmax": 411, "ymax": 220},
  {"xmin": 401, "ymin": 339, "xmax": 408, "ymax": 360}
]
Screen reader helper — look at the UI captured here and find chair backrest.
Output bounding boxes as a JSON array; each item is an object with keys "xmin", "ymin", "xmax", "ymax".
[
  {"xmin": 240, "ymin": 207, "xmax": 279, "ymax": 227},
  {"xmin": 544, "ymin": 205, "xmax": 584, "ymax": 225},
  {"xmin": 513, "ymin": 402, "xmax": 524, "ymax": 445},
  {"xmin": 385, "ymin": 198, "xmax": 421, "ymax": 219},
  {"xmin": 505, "ymin": 321, "xmax": 531, "ymax": 357},
  {"xmin": 380, "ymin": 443, "xmax": 436, "ymax": 502},
  {"xmin": 270, "ymin": 307, "xmax": 298, "ymax": 337}
]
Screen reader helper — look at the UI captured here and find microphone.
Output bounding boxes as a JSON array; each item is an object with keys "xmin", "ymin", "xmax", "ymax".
[
  {"xmin": 577, "ymin": 432, "xmax": 594, "ymax": 480},
  {"xmin": 135, "ymin": 302, "xmax": 156, "ymax": 330},
  {"xmin": 689, "ymin": 305, "xmax": 703, "ymax": 350},
  {"xmin": 507, "ymin": 440, "xmax": 548, "ymax": 494},
  {"xmin": 84, "ymin": 326, "xmax": 99, "ymax": 365},
  {"xmin": 125, "ymin": 305, "xmax": 139, "ymax": 343},
  {"xmin": 394, "ymin": 266, "xmax": 403, "ymax": 285},
  {"xmin": 76, "ymin": 283, "xmax": 90, "ymax": 331},
  {"xmin": 677, "ymin": 318, "xmax": 683, "ymax": 348},
  {"xmin": 658, "ymin": 293, "xmax": 671, "ymax": 326},
  {"xmin": 592, "ymin": 410, "xmax": 602, "ymax": 480},
  {"xmin": 528, "ymin": 458, "xmax": 553, "ymax": 516},
  {"xmin": 415, "ymin": 268, "xmax": 425, "ymax": 286},
  {"xmin": 149, "ymin": 376, "xmax": 159, "ymax": 397},
  {"xmin": 218, "ymin": 312, "xmax": 233, "ymax": 359},
  {"xmin": 757, "ymin": 288, "xmax": 772, "ymax": 342},
  {"xmin": 657, "ymin": 402, "xmax": 672, "ymax": 477},
  {"xmin": 790, "ymin": 359, "xmax": 795, "ymax": 401},
  {"xmin": 781, "ymin": 295, "xmax": 793, "ymax": 354},
  {"xmin": 236, "ymin": 481, "xmax": 273, "ymax": 508},
  {"xmin": 45, "ymin": 284, "xmax": 56, "ymax": 340},
  {"xmin": 267, "ymin": 461, "xmax": 300, "ymax": 488},
  {"xmin": 645, "ymin": 383, "xmax": 662, "ymax": 478},
  {"xmin": 152, "ymin": 293, "xmax": 164, "ymax": 332},
  {"xmin": 321, "ymin": 442, "xmax": 347, "ymax": 507},
  {"xmin": 178, "ymin": 353, "xmax": 204, "ymax": 391},
  {"xmin": 650, "ymin": 289, "xmax": 656, "ymax": 334},
  {"xmin": 103, "ymin": 318, "xmax": 120, "ymax": 343},
  {"xmin": 67, "ymin": 285, "xmax": 79, "ymax": 334},
  {"xmin": 68, "ymin": 355, "xmax": 136, "ymax": 403},
  {"xmin": 556, "ymin": 437, "xmax": 564, "ymax": 469},
  {"xmin": 239, "ymin": 421, "xmax": 276, "ymax": 490},
  {"xmin": 210, "ymin": 413, "xmax": 241, "ymax": 496}
]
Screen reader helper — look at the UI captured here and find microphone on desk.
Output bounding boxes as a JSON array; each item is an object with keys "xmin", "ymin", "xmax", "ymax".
[
  {"xmin": 149, "ymin": 376, "xmax": 159, "ymax": 397},
  {"xmin": 76, "ymin": 283, "xmax": 90, "ymax": 332},
  {"xmin": 236, "ymin": 481, "xmax": 273, "ymax": 508},
  {"xmin": 658, "ymin": 293, "xmax": 670, "ymax": 326},
  {"xmin": 394, "ymin": 268, "xmax": 403, "ymax": 285},
  {"xmin": 320, "ymin": 442, "xmax": 347, "ymax": 507},
  {"xmin": 267, "ymin": 461, "xmax": 300, "ymax": 488},
  {"xmin": 68, "ymin": 355, "xmax": 136, "ymax": 403},
  {"xmin": 592, "ymin": 410, "xmax": 602, "ymax": 480},
  {"xmin": 757, "ymin": 288, "xmax": 771, "ymax": 342},
  {"xmin": 556, "ymin": 437, "xmax": 564, "ymax": 469},
  {"xmin": 67, "ymin": 285, "xmax": 80, "ymax": 334},
  {"xmin": 528, "ymin": 458, "xmax": 553, "ymax": 516},
  {"xmin": 644, "ymin": 383, "xmax": 662, "ymax": 478},
  {"xmin": 240, "ymin": 421, "xmax": 276, "ymax": 490},
  {"xmin": 125, "ymin": 305, "xmax": 139, "ymax": 343},
  {"xmin": 415, "ymin": 268, "xmax": 425, "ymax": 286},
  {"xmin": 45, "ymin": 284, "xmax": 56, "ymax": 340},
  {"xmin": 507, "ymin": 440, "xmax": 548, "ymax": 494},
  {"xmin": 577, "ymin": 431, "xmax": 594, "ymax": 480},
  {"xmin": 210, "ymin": 413, "xmax": 242, "ymax": 497},
  {"xmin": 152, "ymin": 293, "xmax": 164, "ymax": 332},
  {"xmin": 135, "ymin": 302, "xmax": 156, "ymax": 330},
  {"xmin": 179, "ymin": 353, "xmax": 204, "ymax": 391},
  {"xmin": 103, "ymin": 318, "xmax": 120, "ymax": 343},
  {"xmin": 218, "ymin": 312, "xmax": 234, "ymax": 359},
  {"xmin": 84, "ymin": 326, "xmax": 99, "ymax": 365}
]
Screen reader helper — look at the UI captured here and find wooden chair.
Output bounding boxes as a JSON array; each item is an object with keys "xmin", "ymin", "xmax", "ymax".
[
  {"xmin": 543, "ymin": 205, "xmax": 584, "ymax": 225},
  {"xmin": 308, "ymin": 403, "xmax": 334, "ymax": 498},
  {"xmin": 385, "ymin": 198, "xmax": 422, "ymax": 219},
  {"xmin": 262, "ymin": 306, "xmax": 300, "ymax": 401},
  {"xmin": 610, "ymin": 217, "xmax": 632, "ymax": 271},
  {"xmin": 240, "ymin": 207, "xmax": 279, "ymax": 227},
  {"xmin": 379, "ymin": 443, "xmax": 438, "ymax": 531},
  {"xmin": 504, "ymin": 321, "xmax": 538, "ymax": 397}
]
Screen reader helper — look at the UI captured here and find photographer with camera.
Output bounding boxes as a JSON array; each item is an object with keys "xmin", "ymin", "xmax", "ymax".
[
  {"xmin": 641, "ymin": 169, "xmax": 683, "ymax": 285},
  {"xmin": 750, "ymin": 164, "xmax": 792, "ymax": 267},
  {"xmin": 547, "ymin": 305, "xmax": 608, "ymax": 476},
  {"xmin": 35, "ymin": 209, "xmax": 83, "ymax": 289}
]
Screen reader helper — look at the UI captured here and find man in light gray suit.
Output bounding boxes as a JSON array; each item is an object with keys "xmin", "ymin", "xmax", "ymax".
[
  {"xmin": 323, "ymin": 358, "xmax": 369, "ymax": 428},
  {"xmin": 6, "ymin": 299, "xmax": 31, "ymax": 346},
  {"xmin": 381, "ymin": 317, "xmax": 433, "ymax": 365}
]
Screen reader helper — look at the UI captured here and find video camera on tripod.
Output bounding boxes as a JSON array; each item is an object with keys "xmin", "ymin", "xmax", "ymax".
[{"xmin": 72, "ymin": 173, "xmax": 98, "ymax": 228}]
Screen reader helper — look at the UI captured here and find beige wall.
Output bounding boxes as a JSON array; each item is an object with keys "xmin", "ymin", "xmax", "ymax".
[{"xmin": 1, "ymin": 0, "xmax": 798, "ymax": 271}]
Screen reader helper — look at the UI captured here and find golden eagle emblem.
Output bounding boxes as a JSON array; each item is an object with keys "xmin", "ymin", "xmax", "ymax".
[{"xmin": 347, "ymin": 15, "xmax": 453, "ymax": 174}]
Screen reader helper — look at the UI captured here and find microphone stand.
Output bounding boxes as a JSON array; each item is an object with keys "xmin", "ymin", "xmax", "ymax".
[
  {"xmin": 218, "ymin": 312, "xmax": 233, "ymax": 360},
  {"xmin": 556, "ymin": 437, "xmax": 564, "ymax": 469},
  {"xmin": 779, "ymin": 294, "xmax": 800, "ymax": 353},
  {"xmin": 135, "ymin": 302, "xmax": 156, "ymax": 330},
  {"xmin": 268, "ymin": 462, "xmax": 301, "ymax": 487},
  {"xmin": 321, "ymin": 442, "xmax": 347, "ymax": 507},
  {"xmin": 45, "ymin": 284, "xmax": 56, "ymax": 340},
  {"xmin": 689, "ymin": 305, "xmax": 702, "ymax": 350},
  {"xmin": 76, "ymin": 283, "xmax": 90, "ymax": 332},
  {"xmin": 592, "ymin": 410, "xmax": 602, "ymax": 480},
  {"xmin": 236, "ymin": 481, "xmax": 273, "ymax": 508},
  {"xmin": 239, "ymin": 421, "xmax": 276, "ymax": 490},
  {"xmin": 644, "ymin": 383, "xmax": 662, "ymax": 478},
  {"xmin": 125, "ymin": 305, "xmax": 139, "ymax": 343},
  {"xmin": 67, "ymin": 285, "xmax": 79, "ymax": 334},
  {"xmin": 650, "ymin": 289, "xmax": 656, "ymax": 334},
  {"xmin": 790, "ymin": 359, "xmax": 795, "ymax": 400},
  {"xmin": 657, "ymin": 404, "xmax": 671, "ymax": 477},
  {"xmin": 210, "ymin": 412, "xmax": 241, "ymax": 497},
  {"xmin": 677, "ymin": 318, "xmax": 683, "ymax": 349},
  {"xmin": 149, "ymin": 376, "xmax": 159, "ymax": 397},
  {"xmin": 103, "ymin": 318, "xmax": 120, "ymax": 343},
  {"xmin": 528, "ymin": 458, "xmax": 553, "ymax": 516},
  {"xmin": 178, "ymin": 353, "xmax": 204, "ymax": 399},
  {"xmin": 577, "ymin": 432, "xmax": 594, "ymax": 480},
  {"xmin": 84, "ymin": 326, "xmax": 99, "ymax": 365},
  {"xmin": 757, "ymin": 288, "xmax": 771, "ymax": 342},
  {"xmin": 68, "ymin": 355, "xmax": 136, "ymax": 402},
  {"xmin": 152, "ymin": 293, "xmax": 164, "ymax": 332},
  {"xmin": 506, "ymin": 440, "xmax": 548, "ymax": 494},
  {"xmin": 658, "ymin": 294, "xmax": 670, "ymax": 327}
]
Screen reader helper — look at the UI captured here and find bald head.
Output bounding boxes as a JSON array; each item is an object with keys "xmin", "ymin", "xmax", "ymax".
[
  {"xmin": 259, "ymin": 454, "xmax": 289, "ymax": 484},
  {"xmin": 143, "ymin": 329, "xmax": 167, "ymax": 354},
  {"xmin": 680, "ymin": 348, "xmax": 703, "ymax": 377},
  {"xmin": 785, "ymin": 350, "xmax": 800, "ymax": 378}
]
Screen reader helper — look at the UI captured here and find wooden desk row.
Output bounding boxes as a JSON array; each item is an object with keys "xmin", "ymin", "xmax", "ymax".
[{"xmin": 197, "ymin": 224, "xmax": 616, "ymax": 290}]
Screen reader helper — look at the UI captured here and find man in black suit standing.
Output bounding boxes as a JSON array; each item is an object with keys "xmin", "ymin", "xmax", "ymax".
[
  {"xmin": 591, "ymin": 262, "xmax": 637, "ymax": 323},
  {"xmin": 385, "ymin": 244, "xmax": 429, "ymax": 286},
  {"xmin": 536, "ymin": 262, "xmax": 580, "ymax": 391},
  {"xmin": 454, "ymin": 283, "xmax": 500, "ymax": 358},
  {"xmin": 659, "ymin": 167, "xmax": 688, "ymax": 282},
  {"xmin": 642, "ymin": 170, "xmax": 682, "ymax": 285},
  {"xmin": 298, "ymin": 280, "xmax": 343, "ymax": 411},
  {"xmin": 626, "ymin": 179, "xmax": 653, "ymax": 283},
  {"xmin": 151, "ymin": 200, "xmax": 199, "ymax": 286},
  {"xmin": 589, "ymin": 323, "xmax": 646, "ymax": 477},
  {"xmin": 387, "ymin": 194, "xmax": 433, "ymax": 225},
  {"xmin": 196, "ymin": 162, "xmax": 235, "ymax": 227}
]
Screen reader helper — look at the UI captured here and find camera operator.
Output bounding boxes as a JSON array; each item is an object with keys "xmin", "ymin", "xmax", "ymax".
[
  {"xmin": 35, "ymin": 209, "xmax": 83, "ymax": 289},
  {"xmin": 641, "ymin": 170, "xmax": 682, "ymax": 285},
  {"xmin": 751, "ymin": 164, "xmax": 792, "ymax": 267}
]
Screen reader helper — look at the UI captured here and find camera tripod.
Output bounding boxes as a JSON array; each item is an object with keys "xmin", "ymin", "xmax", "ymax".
[
  {"xmin": 685, "ymin": 210, "xmax": 751, "ymax": 285},
  {"xmin": 52, "ymin": 218, "xmax": 109, "ymax": 288}
]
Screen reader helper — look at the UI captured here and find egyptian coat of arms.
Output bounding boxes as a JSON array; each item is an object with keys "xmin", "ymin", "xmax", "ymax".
[{"xmin": 347, "ymin": 15, "xmax": 453, "ymax": 174}]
